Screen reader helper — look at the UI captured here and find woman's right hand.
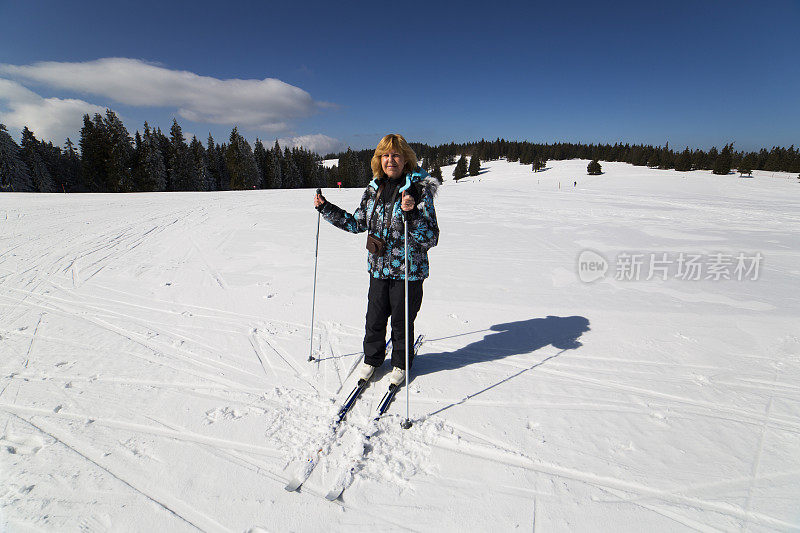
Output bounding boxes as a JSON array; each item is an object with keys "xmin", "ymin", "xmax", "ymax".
[{"xmin": 314, "ymin": 192, "xmax": 326, "ymax": 209}]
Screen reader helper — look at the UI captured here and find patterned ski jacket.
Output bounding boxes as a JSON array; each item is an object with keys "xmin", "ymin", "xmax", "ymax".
[{"xmin": 319, "ymin": 168, "xmax": 439, "ymax": 281}]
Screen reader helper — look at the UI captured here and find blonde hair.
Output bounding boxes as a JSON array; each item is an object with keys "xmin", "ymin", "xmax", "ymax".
[{"xmin": 370, "ymin": 134, "xmax": 418, "ymax": 178}]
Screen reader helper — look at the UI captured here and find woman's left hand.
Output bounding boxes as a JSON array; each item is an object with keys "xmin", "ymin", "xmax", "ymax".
[{"xmin": 401, "ymin": 191, "xmax": 415, "ymax": 212}]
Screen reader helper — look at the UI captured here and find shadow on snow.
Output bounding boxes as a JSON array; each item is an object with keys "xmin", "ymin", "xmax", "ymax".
[{"xmin": 412, "ymin": 315, "xmax": 590, "ymax": 419}]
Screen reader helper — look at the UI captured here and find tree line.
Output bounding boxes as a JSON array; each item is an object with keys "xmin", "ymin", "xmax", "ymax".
[
  {"xmin": 2, "ymin": 116, "xmax": 799, "ymax": 193},
  {"xmin": 327, "ymin": 139, "xmax": 800, "ymax": 181},
  {"xmin": 0, "ymin": 111, "xmax": 344, "ymax": 193}
]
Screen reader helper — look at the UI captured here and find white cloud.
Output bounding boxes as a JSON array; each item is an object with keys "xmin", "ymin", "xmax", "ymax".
[
  {"xmin": 278, "ymin": 133, "xmax": 343, "ymax": 155},
  {"xmin": 0, "ymin": 78, "xmax": 106, "ymax": 145},
  {"xmin": 0, "ymin": 58, "xmax": 328, "ymax": 131}
]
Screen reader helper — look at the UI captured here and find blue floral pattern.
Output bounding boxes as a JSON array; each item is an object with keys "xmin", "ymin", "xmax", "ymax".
[{"xmin": 320, "ymin": 169, "xmax": 439, "ymax": 281}]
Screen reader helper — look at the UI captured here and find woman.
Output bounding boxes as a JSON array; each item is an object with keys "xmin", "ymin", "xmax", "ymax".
[{"xmin": 314, "ymin": 134, "xmax": 439, "ymax": 386}]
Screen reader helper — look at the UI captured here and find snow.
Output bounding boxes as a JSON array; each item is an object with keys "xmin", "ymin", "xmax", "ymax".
[{"xmin": 1, "ymin": 159, "xmax": 799, "ymax": 532}]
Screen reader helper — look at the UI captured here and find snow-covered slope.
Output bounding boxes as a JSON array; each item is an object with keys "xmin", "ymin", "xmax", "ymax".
[{"xmin": 1, "ymin": 159, "xmax": 798, "ymax": 532}]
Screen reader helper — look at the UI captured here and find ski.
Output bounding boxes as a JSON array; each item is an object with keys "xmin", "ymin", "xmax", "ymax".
[
  {"xmin": 284, "ymin": 339, "xmax": 390, "ymax": 492},
  {"xmin": 324, "ymin": 335, "xmax": 425, "ymax": 501}
]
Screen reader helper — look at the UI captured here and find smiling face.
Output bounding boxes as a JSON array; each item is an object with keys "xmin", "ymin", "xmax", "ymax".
[{"xmin": 381, "ymin": 149, "xmax": 406, "ymax": 179}]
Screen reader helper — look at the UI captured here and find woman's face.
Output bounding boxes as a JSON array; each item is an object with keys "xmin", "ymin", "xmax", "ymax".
[{"xmin": 381, "ymin": 149, "xmax": 405, "ymax": 179}]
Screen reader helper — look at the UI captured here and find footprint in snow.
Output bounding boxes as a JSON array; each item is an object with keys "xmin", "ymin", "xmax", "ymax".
[
  {"xmin": 2, "ymin": 434, "xmax": 44, "ymax": 455},
  {"xmin": 204, "ymin": 406, "xmax": 244, "ymax": 425}
]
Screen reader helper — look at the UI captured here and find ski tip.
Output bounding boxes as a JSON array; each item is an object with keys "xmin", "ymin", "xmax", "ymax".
[
  {"xmin": 325, "ymin": 488, "xmax": 344, "ymax": 501},
  {"xmin": 284, "ymin": 480, "xmax": 302, "ymax": 492}
]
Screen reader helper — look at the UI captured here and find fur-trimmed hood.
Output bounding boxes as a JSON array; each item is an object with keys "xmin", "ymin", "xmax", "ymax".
[{"xmin": 368, "ymin": 168, "xmax": 440, "ymax": 199}]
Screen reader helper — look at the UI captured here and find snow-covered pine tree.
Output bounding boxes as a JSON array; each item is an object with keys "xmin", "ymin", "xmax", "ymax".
[
  {"xmin": 282, "ymin": 147, "xmax": 302, "ymax": 189},
  {"xmin": 206, "ymin": 135, "xmax": 221, "ymax": 191},
  {"xmin": 137, "ymin": 123, "xmax": 167, "ymax": 192},
  {"xmin": 226, "ymin": 127, "xmax": 259, "ymax": 190},
  {"xmin": 61, "ymin": 138, "xmax": 81, "ymax": 192},
  {"xmin": 79, "ymin": 113, "xmax": 107, "ymax": 192},
  {"xmin": 269, "ymin": 140, "xmax": 283, "ymax": 189},
  {"xmin": 133, "ymin": 129, "xmax": 143, "ymax": 185},
  {"xmin": 0, "ymin": 124, "xmax": 35, "ymax": 191},
  {"xmin": 169, "ymin": 119, "xmax": 196, "ymax": 191},
  {"xmin": 189, "ymin": 136, "xmax": 212, "ymax": 191},
  {"xmin": 587, "ymin": 159, "xmax": 602, "ymax": 175},
  {"xmin": 104, "ymin": 110, "xmax": 134, "ymax": 192},
  {"xmin": 253, "ymin": 139, "xmax": 269, "ymax": 189},
  {"xmin": 20, "ymin": 127, "xmax": 56, "ymax": 192}
]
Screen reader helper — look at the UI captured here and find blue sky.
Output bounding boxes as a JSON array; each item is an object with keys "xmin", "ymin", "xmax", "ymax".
[{"xmin": 0, "ymin": 0, "xmax": 797, "ymax": 154}]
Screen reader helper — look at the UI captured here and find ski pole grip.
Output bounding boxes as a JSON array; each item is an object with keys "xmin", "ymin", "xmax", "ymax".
[{"xmin": 316, "ymin": 188, "xmax": 322, "ymax": 195}]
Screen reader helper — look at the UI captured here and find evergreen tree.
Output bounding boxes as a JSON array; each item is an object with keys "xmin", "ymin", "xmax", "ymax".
[
  {"xmin": 20, "ymin": 127, "xmax": 56, "ymax": 192},
  {"xmin": 763, "ymin": 147, "xmax": 782, "ymax": 171},
  {"xmin": 647, "ymin": 151, "xmax": 660, "ymax": 168},
  {"xmin": 468, "ymin": 154, "xmax": 480, "ymax": 176},
  {"xmin": 337, "ymin": 148, "xmax": 363, "ymax": 188},
  {"xmin": 658, "ymin": 144, "xmax": 673, "ymax": 170},
  {"xmin": 587, "ymin": 159, "xmax": 602, "ymax": 175},
  {"xmin": 270, "ymin": 140, "xmax": 283, "ymax": 189},
  {"xmin": 789, "ymin": 146, "xmax": 800, "ymax": 173},
  {"xmin": 189, "ymin": 136, "xmax": 212, "ymax": 191},
  {"xmin": 60, "ymin": 138, "xmax": 81, "ymax": 192},
  {"xmin": 691, "ymin": 149, "xmax": 707, "ymax": 171},
  {"xmin": 226, "ymin": 127, "xmax": 259, "ymax": 190},
  {"xmin": 634, "ymin": 148, "xmax": 649, "ymax": 166},
  {"xmin": 675, "ymin": 148, "xmax": 693, "ymax": 171},
  {"xmin": 135, "ymin": 123, "xmax": 167, "ymax": 191},
  {"xmin": 506, "ymin": 143, "xmax": 519, "ymax": 162},
  {"xmin": 205, "ymin": 135, "xmax": 221, "ymax": 191},
  {"xmin": 104, "ymin": 110, "xmax": 133, "ymax": 192},
  {"xmin": 253, "ymin": 139, "xmax": 269, "ymax": 189},
  {"xmin": 282, "ymin": 147, "xmax": 302, "ymax": 188},
  {"xmin": 705, "ymin": 147, "xmax": 719, "ymax": 171},
  {"xmin": 0, "ymin": 124, "xmax": 35, "ymax": 191},
  {"xmin": 738, "ymin": 159, "xmax": 752, "ymax": 177},
  {"xmin": 453, "ymin": 155, "xmax": 467, "ymax": 180},
  {"xmin": 713, "ymin": 143, "xmax": 732, "ymax": 175},
  {"xmin": 421, "ymin": 156, "xmax": 432, "ymax": 171},
  {"xmin": 431, "ymin": 163, "xmax": 443, "ymax": 183},
  {"xmin": 79, "ymin": 113, "xmax": 106, "ymax": 192},
  {"xmin": 519, "ymin": 145, "xmax": 534, "ymax": 165},
  {"xmin": 738, "ymin": 152, "xmax": 756, "ymax": 177},
  {"xmin": 132, "ymin": 129, "xmax": 143, "ymax": 186},
  {"xmin": 168, "ymin": 119, "xmax": 195, "ymax": 191}
]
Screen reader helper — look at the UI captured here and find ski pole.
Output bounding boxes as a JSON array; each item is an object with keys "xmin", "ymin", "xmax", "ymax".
[
  {"xmin": 399, "ymin": 181, "xmax": 413, "ymax": 430},
  {"xmin": 308, "ymin": 187, "xmax": 322, "ymax": 362}
]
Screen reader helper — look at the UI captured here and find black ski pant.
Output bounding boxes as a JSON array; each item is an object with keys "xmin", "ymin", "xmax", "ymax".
[{"xmin": 363, "ymin": 277, "xmax": 423, "ymax": 370}]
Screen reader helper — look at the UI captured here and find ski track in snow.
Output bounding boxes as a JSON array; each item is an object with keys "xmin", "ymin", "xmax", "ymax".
[{"xmin": 1, "ymin": 162, "xmax": 799, "ymax": 531}]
